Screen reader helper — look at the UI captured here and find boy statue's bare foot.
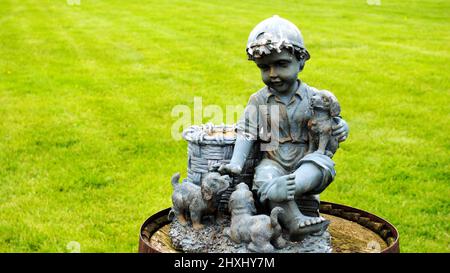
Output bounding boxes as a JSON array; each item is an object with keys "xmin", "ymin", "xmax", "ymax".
[
  {"xmin": 289, "ymin": 214, "xmax": 329, "ymax": 241},
  {"xmin": 294, "ymin": 214, "xmax": 326, "ymax": 228},
  {"xmin": 269, "ymin": 199, "xmax": 328, "ymax": 241},
  {"xmin": 266, "ymin": 174, "xmax": 296, "ymax": 202}
]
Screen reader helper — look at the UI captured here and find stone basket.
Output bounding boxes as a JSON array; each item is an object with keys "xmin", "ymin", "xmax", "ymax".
[{"xmin": 181, "ymin": 123, "xmax": 261, "ymax": 212}]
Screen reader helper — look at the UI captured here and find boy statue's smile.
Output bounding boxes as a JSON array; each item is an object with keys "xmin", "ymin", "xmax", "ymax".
[{"xmin": 219, "ymin": 15, "xmax": 349, "ymax": 240}]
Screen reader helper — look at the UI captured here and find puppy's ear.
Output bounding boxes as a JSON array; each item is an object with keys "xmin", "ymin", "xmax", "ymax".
[
  {"xmin": 243, "ymin": 192, "xmax": 256, "ymax": 214},
  {"xmin": 201, "ymin": 186, "xmax": 213, "ymax": 201},
  {"xmin": 249, "ymin": 202, "xmax": 257, "ymax": 214},
  {"xmin": 228, "ymin": 199, "xmax": 234, "ymax": 213},
  {"xmin": 330, "ymin": 99, "xmax": 341, "ymax": 117},
  {"xmin": 323, "ymin": 90, "xmax": 341, "ymax": 117}
]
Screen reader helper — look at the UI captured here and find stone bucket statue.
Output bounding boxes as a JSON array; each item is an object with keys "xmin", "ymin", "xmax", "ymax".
[{"xmin": 181, "ymin": 123, "xmax": 260, "ymax": 213}]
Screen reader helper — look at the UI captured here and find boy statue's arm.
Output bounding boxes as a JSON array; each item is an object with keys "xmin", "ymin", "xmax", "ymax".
[
  {"xmin": 219, "ymin": 134, "xmax": 254, "ymax": 175},
  {"xmin": 219, "ymin": 96, "xmax": 259, "ymax": 175}
]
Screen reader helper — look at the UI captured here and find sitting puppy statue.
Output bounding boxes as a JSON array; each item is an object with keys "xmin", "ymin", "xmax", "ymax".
[
  {"xmin": 224, "ymin": 183, "xmax": 287, "ymax": 253},
  {"xmin": 170, "ymin": 172, "xmax": 230, "ymax": 230},
  {"xmin": 307, "ymin": 90, "xmax": 341, "ymax": 157}
]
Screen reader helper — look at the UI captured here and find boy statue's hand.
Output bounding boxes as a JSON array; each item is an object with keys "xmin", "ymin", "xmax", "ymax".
[
  {"xmin": 217, "ymin": 163, "xmax": 242, "ymax": 175},
  {"xmin": 332, "ymin": 117, "xmax": 349, "ymax": 142}
]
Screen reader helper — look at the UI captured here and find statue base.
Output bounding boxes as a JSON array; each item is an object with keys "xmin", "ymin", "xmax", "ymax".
[
  {"xmin": 139, "ymin": 201, "xmax": 400, "ymax": 253},
  {"xmin": 169, "ymin": 216, "xmax": 332, "ymax": 253}
]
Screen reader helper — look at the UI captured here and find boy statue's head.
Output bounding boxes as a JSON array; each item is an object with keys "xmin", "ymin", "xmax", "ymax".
[{"xmin": 246, "ymin": 15, "xmax": 310, "ymax": 94}]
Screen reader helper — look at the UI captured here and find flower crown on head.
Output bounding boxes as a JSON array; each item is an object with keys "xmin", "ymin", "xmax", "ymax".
[{"xmin": 246, "ymin": 32, "xmax": 310, "ymax": 61}]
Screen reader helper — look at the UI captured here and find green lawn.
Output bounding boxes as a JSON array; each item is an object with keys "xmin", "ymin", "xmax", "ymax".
[{"xmin": 0, "ymin": 0, "xmax": 449, "ymax": 252}]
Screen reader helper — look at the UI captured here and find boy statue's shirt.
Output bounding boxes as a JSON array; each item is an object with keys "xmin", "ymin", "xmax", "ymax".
[{"xmin": 237, "ymin": 80, "xmax": 330, "ymax": 172}]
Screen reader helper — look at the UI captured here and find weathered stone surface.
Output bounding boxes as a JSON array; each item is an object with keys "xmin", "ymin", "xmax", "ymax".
[{"xmin": 169, "ymin": 216, "xmax": 332, "ymax": 253}]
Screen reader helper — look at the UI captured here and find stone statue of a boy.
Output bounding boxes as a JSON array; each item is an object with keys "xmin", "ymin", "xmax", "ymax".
[{"xmin": 220, "ymin": 16, "xmax": 349, "ymax": 239}]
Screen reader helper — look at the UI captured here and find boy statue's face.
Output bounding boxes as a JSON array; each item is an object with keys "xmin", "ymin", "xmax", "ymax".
[{"xmin": 254, "ymin": 48, "xmax": 301, "ymax": 94}]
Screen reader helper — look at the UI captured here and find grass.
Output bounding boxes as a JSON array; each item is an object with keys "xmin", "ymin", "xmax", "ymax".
[{"xmin": 0, "ymin": 0, "xmax": 449, "ymax": 252}]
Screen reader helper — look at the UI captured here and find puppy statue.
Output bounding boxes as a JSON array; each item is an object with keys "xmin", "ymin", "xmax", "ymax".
[
  {"xmin": 224, "ymin": 183, "xmax": 287, "ymax": 253},
  {"xmin": 170, "ymin": 172, "xmax": 230, "ymax": 230},
  {"xmin": 307, "ymin": 90, "xmax": 341, "ymax": 157}
]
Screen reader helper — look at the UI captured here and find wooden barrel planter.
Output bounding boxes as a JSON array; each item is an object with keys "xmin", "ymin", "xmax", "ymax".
[{"xmin": 138, "ymin": 201, "xmax": 400, "ymax": 253}]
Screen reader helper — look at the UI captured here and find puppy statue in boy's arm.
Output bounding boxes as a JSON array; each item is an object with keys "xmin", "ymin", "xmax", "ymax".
[{"xmin": 307, "ymin": 90, "xmax": 342, "ymax": 157}]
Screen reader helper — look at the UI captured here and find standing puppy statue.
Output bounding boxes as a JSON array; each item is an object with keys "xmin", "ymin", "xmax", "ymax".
[
  {"xmin": 224, "ymin": 183, "xmax": 287, "ymax": 253},
  {"xmin": 170, "ymin": 172, "xmax": 230, "ymax": 230}
]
